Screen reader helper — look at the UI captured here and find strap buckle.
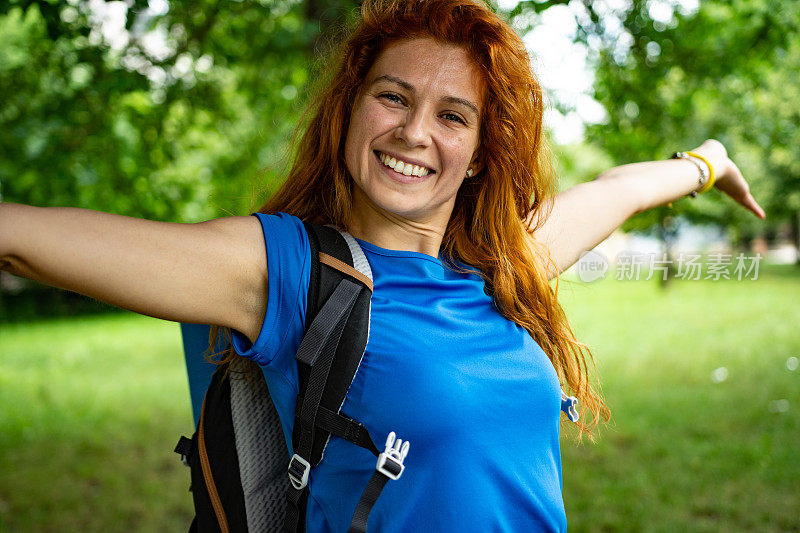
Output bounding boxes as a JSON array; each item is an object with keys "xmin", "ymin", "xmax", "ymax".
[
  {"xmin": 376, "ymin": 431, "xmax": 410, "ymax": 481},
  {"xmin": 174, "ymin": 435, "xmax": 192, "ymax": 467},
  {"xmin": 288, "ymin": 453, "xmax": 311, "ymax": 490},
  {"xmin": 560, "ymin": 391, "xmax": 579, "ymax": 423}
]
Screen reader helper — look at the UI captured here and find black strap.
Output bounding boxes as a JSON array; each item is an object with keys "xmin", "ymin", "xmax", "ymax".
[
  {"xmin": 285, "ymin": 484, "xmax": 305, "ymax": 533},
  {"xmin": 295, "ymin": 279, "xmax": 361, "ymax": 367},
  {"xmin": 285, "ymin": 278, "xmax": 362, "ymax": 533},
  {"xmin": 286, "ymin": 223, "xmax": 386, "ymax": 533},
  {"xmin": 295, "ymin": 399, "xmax": 379, "ymax": 456},
  {"xmin": 296, "ymin": 279, "xmax": 360, "ymax": 452},
  {"xmin": 348, "ymin": 470, "xmax": 393, "ymax": 533},
  {"xmin": 174, "ymin": 435, "xmax": 193, "ymax": 456}
]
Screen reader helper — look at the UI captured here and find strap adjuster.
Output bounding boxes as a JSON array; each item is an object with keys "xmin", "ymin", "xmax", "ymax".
[
  {"xmin": 560, "ymin": 391, "xmax": 579, "ymax": 422},
  {"xmin": 288, "ymin": 454, "xmax": 311, "ymax": 490},
  {"xmin": 376, "ymin": 432, "xmax": 409, "ymax": 481},
  {"xmin": 174, "ymin": 435, "xmax": 192, "ymax": 467}
]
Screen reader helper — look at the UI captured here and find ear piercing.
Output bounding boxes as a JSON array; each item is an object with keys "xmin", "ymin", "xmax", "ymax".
[{"xmin": 466, "ymin": 168, "xmax": 474, "ymax": 178}]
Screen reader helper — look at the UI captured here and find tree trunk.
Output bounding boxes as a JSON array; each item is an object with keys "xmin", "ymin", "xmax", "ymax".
[{"xmin": 658, "ymin": 213, "xmax": 678, "ymax": 289}]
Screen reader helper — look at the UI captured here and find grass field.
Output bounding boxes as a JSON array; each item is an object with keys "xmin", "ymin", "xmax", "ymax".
[
  {"xmin": 1, "ymin": 265, "xmax": 798, "ymax": 531},
  {"xmin": 558, "ymin": 265, "xmax": 800, "ymax": 532},
  {"xmin": 0, "ymin": 314, "xmax": 194, "ymax": 531}
]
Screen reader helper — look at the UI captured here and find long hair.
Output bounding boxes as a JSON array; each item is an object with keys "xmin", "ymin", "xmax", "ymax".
[{"xmin": 212, "ymin": 0, "xmax": 609, "ymax": 435}]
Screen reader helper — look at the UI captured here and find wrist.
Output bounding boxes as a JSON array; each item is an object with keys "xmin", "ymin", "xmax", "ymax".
[
  {"xmin": 670, "ymin": 151, "xmax": 714, "ymax": 198},
  {"xmin": 689, "ymin": 141, "xmax": 729, "ymax": 187}
]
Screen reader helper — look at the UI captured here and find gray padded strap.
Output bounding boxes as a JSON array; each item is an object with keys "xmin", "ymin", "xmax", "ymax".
[
  {"xmin": 229, "ymin": 357, "xmax": 288, "ymax": 532},
  {"xmin": 335, "ymin": 226, "xmax": 372, "ymax": 349},
  {"xmin": 328, "ymin": 226, "xmax": 373, "ymax": 283}
]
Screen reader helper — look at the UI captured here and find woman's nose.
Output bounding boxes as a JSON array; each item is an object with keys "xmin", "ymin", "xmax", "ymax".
[{"xmin": 394, "ymin": 109, "xmax": 432, "ymax": 148}]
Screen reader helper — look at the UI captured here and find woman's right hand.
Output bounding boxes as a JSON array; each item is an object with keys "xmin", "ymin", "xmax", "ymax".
[
  {"xmin": 689, "ymin": 139, "xmax": 766, "ymax": 219},
  {"xmin": 0, "ymin": 203, "xmax": 268, "ymax": 343}
]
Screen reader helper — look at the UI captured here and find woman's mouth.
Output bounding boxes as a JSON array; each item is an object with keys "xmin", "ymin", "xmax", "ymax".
[{"xmin": 375, "ymin": 151, "xmax": 434, "ymax": 178}]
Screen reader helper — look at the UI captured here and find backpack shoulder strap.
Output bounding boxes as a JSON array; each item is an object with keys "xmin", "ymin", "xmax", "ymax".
[
  {"xmin": 285, "ymin": 223, "xmax": 376, "ymax": 532},
  {"xmin": 293, "ymin": 222, "xmax": 375, "ymax": 465},
  {"xmin": 303, "ymin": 222, "xmax": 373, "ymax": 319},
  {"xmin": 289, "ymin": 224, "xmax": 411, "ymax": 533}
]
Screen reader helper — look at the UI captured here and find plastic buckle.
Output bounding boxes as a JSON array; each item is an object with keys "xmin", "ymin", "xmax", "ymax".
[
  {"xmin": 560, "ymin": 391, "xmax": 579, "ymax": 423},
  {"xmin": 288, "ymin": 454, "xmax": 311, "ymax": 490},
  {"xmin": 174, "ymin": 436, "xmax": 192, "ymax": 467},
  {"xmin": 376, "ymin": 431, "xmax": 410, "ymax": 481}
]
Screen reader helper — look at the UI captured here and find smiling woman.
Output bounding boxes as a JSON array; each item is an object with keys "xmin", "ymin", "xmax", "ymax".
[
  {"xmin": 0, "ymin": 0, "xmax": 766, "ymax": 531},
  {"xmin": 247, "ymin": 5, "xmax": 600, "ymax": 528}
]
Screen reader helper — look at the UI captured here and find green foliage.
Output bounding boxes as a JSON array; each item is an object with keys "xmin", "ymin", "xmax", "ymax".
[
  {"xmin": 6, "ymin": 0, "xmax": 797, "ymax": 236},
  {"xmin": 553, "ymin": 141, "xmax": 614, "ymax": 190},
  {"xmin": 583, "ymin": 0, "xmax": 800, "ymax": 239},
  {"xmin": 0, "ymin": 0, "xmax": 357, "ymax": 221}
]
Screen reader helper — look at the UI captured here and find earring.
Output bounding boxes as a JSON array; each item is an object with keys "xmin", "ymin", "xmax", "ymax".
[{"xmin": 466, "ymin": 168, "xmax": 474, "ymax": 178}]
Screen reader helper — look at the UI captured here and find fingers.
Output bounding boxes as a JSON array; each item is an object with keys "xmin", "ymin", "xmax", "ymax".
[
  {"xmin": 714, "ymin": 162, "xmax": 765, "ymax": 219},
  {"xmin": 742, "ymin": 192, "xmax": 766, "ymax": 219}
]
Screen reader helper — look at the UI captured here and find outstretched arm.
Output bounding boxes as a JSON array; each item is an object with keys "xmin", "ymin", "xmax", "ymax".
[
  {"xmin": 528, "ymin": 140, "xmax": 766, "ymax": 280},
  {"xmin": 0, "ymin": 204, "xmax": 268, "ymax": 343}
]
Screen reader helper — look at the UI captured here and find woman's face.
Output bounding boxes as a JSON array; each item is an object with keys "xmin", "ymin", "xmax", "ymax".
[{"xmin": 344, "ymin": 37, "xmax": 483, "ymax": 227}]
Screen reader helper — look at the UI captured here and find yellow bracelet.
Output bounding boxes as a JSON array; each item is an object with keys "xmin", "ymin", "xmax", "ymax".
[{"xmin": 684, "ymin": 150, "xmax": 716, "ymax": 194}]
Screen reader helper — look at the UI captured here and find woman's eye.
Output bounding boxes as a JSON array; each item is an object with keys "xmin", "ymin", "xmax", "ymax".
[
  {"xmin": 380, "ymin": 93, "xmax": 404, "ymax": 105},
  {"xmin": 441, "ymin": 113, "xmax": 466, "ymax": 125}
]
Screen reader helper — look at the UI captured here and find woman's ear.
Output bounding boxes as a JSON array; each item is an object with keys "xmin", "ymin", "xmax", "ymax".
[{"xmin": 468, "ymin": 150, "xmax": 485, "ymax": 177}]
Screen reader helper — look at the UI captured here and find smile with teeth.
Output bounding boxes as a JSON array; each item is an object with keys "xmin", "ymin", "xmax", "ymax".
[{"xmin": 378, "ymin": 151, "xmax": 432, "ymax": 177}]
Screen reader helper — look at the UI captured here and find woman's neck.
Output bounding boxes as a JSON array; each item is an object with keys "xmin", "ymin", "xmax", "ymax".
[{"xmin": 346, "ymin": 188, "xmax": 452, "ymax": 258}]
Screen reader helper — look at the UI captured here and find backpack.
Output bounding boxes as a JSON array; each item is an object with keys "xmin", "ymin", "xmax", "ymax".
[
  {"xmin": 175, "ymin": 221, "xmax": 408, "ymax": 533},
  {"xmin": 174, "ymin": 219, "xmax": 581, "ymax": 532}
]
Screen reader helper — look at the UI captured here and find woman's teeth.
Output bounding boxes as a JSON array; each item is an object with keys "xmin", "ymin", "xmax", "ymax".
[{"xmin": 378, "ymin": 152, "xmax": 431, "ymax": 177}]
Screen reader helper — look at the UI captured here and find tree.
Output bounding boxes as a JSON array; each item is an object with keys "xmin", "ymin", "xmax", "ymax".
[
  {"xmin": 507, "ymin": 0, "xmax": 799, "ymax": 263},
  {"xmin": 0, "ymin": 0, "xmax": 358, "ymax": 316},
  {"xmin": 11, "ymin": 0, "xmax": 795, "ymax": 251},
  {"xmin": 0, "ymin": 0, "xmax": 357, "ymax": 221},
  {"xmin": 584, "ymin": 0, "xmax": 800, "ymax": 255}
]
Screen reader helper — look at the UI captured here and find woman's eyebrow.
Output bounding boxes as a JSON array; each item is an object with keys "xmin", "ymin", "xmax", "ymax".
[
  {"xmin": 371, "ymin": 74, "xmax": 480, "ymax": 117},
  {"xmin": 441, "ymin": 95, "xmax": 479, "ymax": 118},
  {"xmin": 372, "ymin": 74, "xmax": 414, "ymax": 92}
]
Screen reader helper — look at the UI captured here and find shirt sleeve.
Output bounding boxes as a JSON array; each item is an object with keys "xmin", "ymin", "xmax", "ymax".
[{"xmin": 230, "ymin": 212, "xmax": 310, "ymax": 372}]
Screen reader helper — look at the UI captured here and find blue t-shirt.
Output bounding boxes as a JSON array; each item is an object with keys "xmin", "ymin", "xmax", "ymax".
[{"xmin": 231, "ymin": 212, "xmax": 567, "ymax": 532}]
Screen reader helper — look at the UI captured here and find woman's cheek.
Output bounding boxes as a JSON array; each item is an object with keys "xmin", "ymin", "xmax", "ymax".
[{"xmin": 443, "ymin": 135, "xmax": 475, "ymax": 168}]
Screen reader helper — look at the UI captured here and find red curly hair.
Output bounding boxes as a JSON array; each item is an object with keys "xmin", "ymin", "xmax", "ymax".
[{"xmin": 217, "ymin": 0, "xmax": 608, "ymax": 434}]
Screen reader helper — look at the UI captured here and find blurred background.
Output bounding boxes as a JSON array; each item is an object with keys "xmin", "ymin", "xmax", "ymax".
[{"xmin": 0, "ymin": 0, "xmax": 798, "ymax": 530}]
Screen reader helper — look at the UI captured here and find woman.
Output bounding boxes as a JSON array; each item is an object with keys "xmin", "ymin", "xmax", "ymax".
[{"xmin": 0, "ymin": 0, "xmax": 764, "ymax": 531}]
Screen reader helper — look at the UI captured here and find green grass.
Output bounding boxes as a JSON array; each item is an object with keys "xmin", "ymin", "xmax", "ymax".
[
  {"xmin": 558, "ymin": 265, "xmax": 800, "ymax": 532},
  {"xmin": 0, "ymin": 313, "xmax": 195, "ymax": 531},
  {"xmin": 0, "ymin": 266, "xmax": 798, "ymax": 531}
]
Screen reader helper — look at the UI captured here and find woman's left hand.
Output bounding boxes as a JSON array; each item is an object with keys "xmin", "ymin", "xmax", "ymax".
[{"xmin": 690, "ymin": 139, "xmax": 766, "ymax": 219}]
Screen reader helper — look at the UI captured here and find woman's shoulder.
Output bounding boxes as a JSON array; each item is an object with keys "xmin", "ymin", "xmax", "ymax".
[
  {"xmin": 229, "ymin": 211, "xmax": 311, "ymax": 365},
  {"xmin": 247, "ymin": 211, "xmax": 310, "ymax": 252}
]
